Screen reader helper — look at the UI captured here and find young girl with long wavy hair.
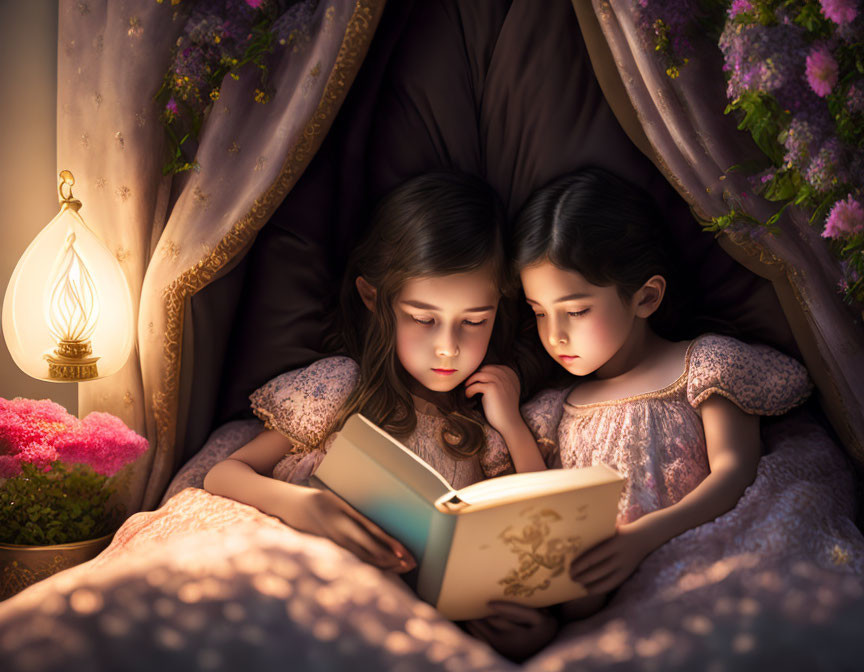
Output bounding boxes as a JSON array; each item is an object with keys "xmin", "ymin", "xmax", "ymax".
[
  {"xmin": 204, "ymin": 172, "xmax": 546, "ymax": 578},
  {"xmin": 513, "ymin": 167, "xmax": 813, "ymax": 620}
]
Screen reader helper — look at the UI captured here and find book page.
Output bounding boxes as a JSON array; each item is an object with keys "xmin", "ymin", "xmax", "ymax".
[
  {"xmin": 432, "ymin": 477, "xmax": 624, "ymax": 621},
  {"xmin": 443, "ymin": 464, "xmax": 622, "ymax": 512}
]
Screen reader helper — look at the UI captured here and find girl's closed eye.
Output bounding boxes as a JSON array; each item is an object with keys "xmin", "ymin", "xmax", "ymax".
[
  {"xmin": 413, "ymin": 316, "xmax": 434, "ymax": 325},
  {"xmin": 463, "ymin": 318, "xmax": 488, "ymax": 327},
  {"xmin": 568, "ymin": 309, "xmax": 590, "ymax": 318}
]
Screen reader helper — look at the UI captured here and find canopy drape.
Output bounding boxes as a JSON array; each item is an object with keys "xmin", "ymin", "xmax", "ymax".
[{"xmin": 59, "ymin": 0, "xmax": 385, "ymax": 513}]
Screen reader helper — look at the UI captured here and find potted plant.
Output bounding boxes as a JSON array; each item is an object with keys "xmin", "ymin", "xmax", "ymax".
[{"xmin": 0, "ymin": 397, "xmax": 149, "ymax": 600}]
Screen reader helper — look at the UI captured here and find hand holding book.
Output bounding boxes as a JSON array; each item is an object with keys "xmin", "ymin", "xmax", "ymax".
[
  {"xmin": 279, "ymin": 484, "xmax": 416, "ymax": 573},
  {"xmin": 313, "ymin": 415, "xmax": 626, "ymax": 619}
]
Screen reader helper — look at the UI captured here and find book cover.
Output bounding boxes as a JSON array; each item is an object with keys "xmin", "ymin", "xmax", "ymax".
[{"xmin": 312, "ymin": 414, "xmax": 625, "ymax": 620}]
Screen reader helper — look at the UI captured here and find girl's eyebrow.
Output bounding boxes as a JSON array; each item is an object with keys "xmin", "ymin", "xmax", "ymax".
[
  {"xmin": 400, "ymin": 300, "xmax": 495, "ymax": 312},
  {"xmin": 525, "ymin": 293, "xmax": 592, "ymax": 305}
]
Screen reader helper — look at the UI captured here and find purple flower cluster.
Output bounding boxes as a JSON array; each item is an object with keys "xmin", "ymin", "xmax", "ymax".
[
  {"xmin": 847, "ymin": 82, "xmax": 864, "ymax": 113},
  {"xmin": 819, "ymin": 0, "xmax": 858, "ymax": 25},
  {"xmin": 719, "ymin": 1, "xmax": 861, "ymax": 204},
  {"xmin": 719, "ymin": 18, "xmax": 813, "ymax": 110},
  {"xmin": 633, "ymin": 0, "xmax": 703, "ymax": 69},
  {"xmin": 164, "ymin": 0, "xmax": 317, "ymax": 119},
  {"xmin": 168, "ymin": 1, "xmax": 259, "ymax": 115},
  {"xmin": 805, "ymin": 138, "xmax": 847, "ymax": 193}
]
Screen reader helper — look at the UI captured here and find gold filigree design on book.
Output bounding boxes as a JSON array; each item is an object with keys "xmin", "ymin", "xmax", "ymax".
[
  {"xmin": 498, "ymin": 507, "xmax": 584, "ymax": 598},
  {"xmin": 148, "ymin": 0, "xmax": 385, "ymax": 504}
]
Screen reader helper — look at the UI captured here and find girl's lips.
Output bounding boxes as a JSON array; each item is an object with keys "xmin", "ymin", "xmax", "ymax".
[
  {"xmin": 432, "ymin": 368, "xmax": 457, "ymax": 375},
  {"xmin": 559, "ymin": 355, "xmax": 579, "ymax": 362}
]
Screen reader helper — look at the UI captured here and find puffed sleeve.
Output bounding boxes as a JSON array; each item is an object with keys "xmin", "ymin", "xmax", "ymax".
[
  {"xmin": 686, "ymin": 334, "xmax": 812, "ymax": 415},
  {"xmin": 249, "ymin": 356, "xmax": 359, "ymax": 452},
  {"xmin": 520, "ymin": 387, "xmax": 569, "ymax": 467},
  {"xmin": 479, "ymin": 427, "xmax": 516, "ymax": 479}
]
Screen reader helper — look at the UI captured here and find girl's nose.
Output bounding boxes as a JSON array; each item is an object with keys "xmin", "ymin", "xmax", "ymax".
[
  {"xmin": 436, "ymin": 329, "xmax": 459, "ymax": 358},
  {"xmin": 547, "ymin": 319, "xmax": 568, "ymax": 347}
]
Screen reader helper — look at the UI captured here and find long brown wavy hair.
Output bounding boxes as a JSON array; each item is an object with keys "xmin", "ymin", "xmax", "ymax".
[{"xmin": 326, "ymin": 172, "xmax": 512, "ymax": 460}]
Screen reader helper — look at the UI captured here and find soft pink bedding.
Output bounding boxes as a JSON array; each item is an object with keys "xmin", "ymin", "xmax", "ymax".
[{"xmin": 1, "ymin": 410, "xmax": 862, "ymax": 671}]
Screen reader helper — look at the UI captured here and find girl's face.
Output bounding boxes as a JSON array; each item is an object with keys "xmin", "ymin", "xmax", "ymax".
[
  {"xmin": 393, "ymin": 267, "xmax": 499, "ymax": 393},
  {"xmin": 520, "ymin": 260, "xmax": 637, "ymax": 378}
]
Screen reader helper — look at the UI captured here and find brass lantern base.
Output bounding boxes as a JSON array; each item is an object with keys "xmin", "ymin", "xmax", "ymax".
[{"xmin": 45, "ymin": 340, "xmax": 99, "ymax": 381}]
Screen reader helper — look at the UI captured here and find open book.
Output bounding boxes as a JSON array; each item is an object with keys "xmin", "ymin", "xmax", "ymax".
[{"xmin": 311, "ymin": 414, "xmax": 625, "ymax": 620}]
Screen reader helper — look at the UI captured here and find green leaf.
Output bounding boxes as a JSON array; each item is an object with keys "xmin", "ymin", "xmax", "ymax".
[{"xmin": 763, "ymin": 172, "xmax": 798, "ymax": 201}]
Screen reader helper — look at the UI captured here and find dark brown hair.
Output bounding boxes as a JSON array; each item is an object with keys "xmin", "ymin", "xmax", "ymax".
[
  {"xmin": 328, "ymin": 172, "xmax": 510, "ymax": 459},
  {"xmin": 513, "ymin": 167, "xmax": 687, "ymax": 338}
]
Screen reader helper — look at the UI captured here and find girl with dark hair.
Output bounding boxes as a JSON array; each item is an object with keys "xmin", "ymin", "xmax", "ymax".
[
  {"xmin": 204, "ymin": 171, "xmax": 546, "ymax": 585},
  {"xmin": 513, "ymin": 167, "xmax": 813, "ymax": 619}
]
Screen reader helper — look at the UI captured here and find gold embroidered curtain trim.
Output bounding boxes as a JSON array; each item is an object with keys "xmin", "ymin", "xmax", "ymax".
[{"xmin": 144, "ymin": 0, "xmax": 386, "ymax": 508}]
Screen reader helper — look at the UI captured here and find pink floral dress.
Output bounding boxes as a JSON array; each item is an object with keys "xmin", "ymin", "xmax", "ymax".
[
  {"xmin": 523, "ymin": 334, "xmax": 813, "ymax": 525},
  {"xmin": 249, "ymin": 356, "xmax": 515, "ymax": 489}
]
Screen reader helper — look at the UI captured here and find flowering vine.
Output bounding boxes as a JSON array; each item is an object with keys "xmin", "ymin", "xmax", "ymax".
[
  {"xmin": 635, "ymin": 0, "xmax": 864, "ymax": 305},
  {"xmin": 155, "ymin": 0, "xmax": 318, "ymax": 175}
]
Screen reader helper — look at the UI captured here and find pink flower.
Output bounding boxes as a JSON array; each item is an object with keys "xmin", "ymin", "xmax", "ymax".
[
  {"xmin": 245, "ymin": 0, "xmax": 264, "ymax": 8},
  {"xmin": 56, "ymin": 412, "xmax": 149, "ymax": 476},
  {"xmin": 0, "ymin": 398, "xmax": 148, "ymax": 477},
  {"xmin": 806, "ymin": 47, "xmax": 839, "ymax": 97},
  {"xmin": 822, "ymin": 195, "xmax": 864, "ymax": 238},
  {"xmin": 166, "ymin": 98, "xmax": 179, "ymax": 115},
  {"xmin": 729, "ymin": 0, "xmax": 753, "ymax": 18},
  {"xmin": 819, "ymin": 0, "xmax": 858, "ymax": 25}
]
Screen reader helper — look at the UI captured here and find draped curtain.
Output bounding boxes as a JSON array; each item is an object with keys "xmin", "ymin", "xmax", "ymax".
[
  {"xmin": 58, "ymin": 0, "xmax": 385, "ymax": 513},
  {"xmin": 574, "ymin": 0, "xmax": 864, "ymax": 467}
]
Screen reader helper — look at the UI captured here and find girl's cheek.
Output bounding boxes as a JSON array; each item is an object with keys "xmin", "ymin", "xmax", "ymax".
[
  {"xmin": 463, "ymin": 328, "xmax": 489, "ymax": 363},
  {"xmin": 396, "ymin": 322, "xmax": 425, "ymax": 358}
]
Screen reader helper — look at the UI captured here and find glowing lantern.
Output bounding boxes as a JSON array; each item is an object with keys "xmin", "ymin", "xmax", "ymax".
[{"xmin": 2, "ymin": 171, "xmax": 134, "ymax": 381}]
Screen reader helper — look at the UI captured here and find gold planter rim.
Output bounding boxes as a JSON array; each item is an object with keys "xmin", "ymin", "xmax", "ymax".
[{"xmin": 0, "ymin": 532, "xmax": 115, "ymax": 552}]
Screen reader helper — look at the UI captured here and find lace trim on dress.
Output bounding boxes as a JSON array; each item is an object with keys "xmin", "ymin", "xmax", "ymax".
[
  {"xmin": 688, "ymin": 384, "xmax": 810, "ymax": 416},
  {"xmin": 564, "ymin": 338, "xmax": 699, "ymax": 411},
  {"xmin": 250, "ymin": 403, "xmax": 315, "ymax": 454}
]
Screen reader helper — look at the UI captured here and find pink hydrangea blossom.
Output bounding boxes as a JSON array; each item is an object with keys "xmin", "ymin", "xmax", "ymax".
[
  {"xmin": 806, "ymin": 46, "xmax": 839, "ymax": 97},
  {"xmin": 165, "ymin": 98, "xmax": 179, "ymax": 115},
  {"xmin": 822, "ymin": 195, "xmax": 864, "ymax": 238},
  {"xmin": 56, "ymin": 413, "xmax": 149, "ymax": 476},
  {"xmin": 819, "ymin": 0, "xmax": 858, "ymax": 25},
  {"xmin": 0, "ymin": 398, "xmax": 148, "ymax": 478}
]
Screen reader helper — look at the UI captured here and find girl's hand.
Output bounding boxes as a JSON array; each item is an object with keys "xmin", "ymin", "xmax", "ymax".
[
  {"xmin": 569, "ymin": 523, "xmax": 653, "ymax": 595},
  {"xmin": 464, "ymin": 365, "xmax": 521, "ymax": 435},
  {"xmin": 283, "ymin": 488, "xmax": 416, "ymax": 574},
  {"xmin": 464, "ymin": 601, "xmax": 558, "ymax": 662}
]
